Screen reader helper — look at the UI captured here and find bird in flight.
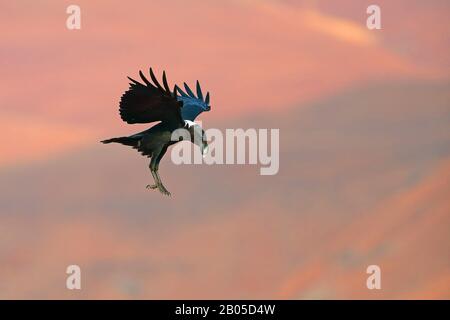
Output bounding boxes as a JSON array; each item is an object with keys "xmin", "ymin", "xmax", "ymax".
[{"xmin": 101, "ymin": 68, "xmax": 211, "ymax": 196}]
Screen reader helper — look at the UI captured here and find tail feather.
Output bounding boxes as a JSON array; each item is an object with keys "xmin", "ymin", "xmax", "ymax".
[{"xmin": 101, "ymin": 136, "xmax": 138, "ymax": 147}]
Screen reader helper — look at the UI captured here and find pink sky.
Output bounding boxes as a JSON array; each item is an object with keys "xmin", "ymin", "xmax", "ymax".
[
  {"xmin": 0, "ymin": 1, "xmax": 449, "ymax": 299},
  {"xmin": 1, "ymin": 0, "xmax": 448, "ymax": 166}
]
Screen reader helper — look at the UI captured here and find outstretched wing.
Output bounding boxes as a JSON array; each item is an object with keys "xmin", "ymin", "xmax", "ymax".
[
  {"xmin": 175, "ymin": 81, "xmax": 211, "ymax": 121},
  {"xmin": 119, "ymin": 68, "xmax": 184, "ymax": 127}
]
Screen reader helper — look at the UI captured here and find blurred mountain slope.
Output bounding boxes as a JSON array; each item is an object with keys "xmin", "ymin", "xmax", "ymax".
[{"xmin": 0, "ymin": 79, "xmax": 448, "ymax": 298}]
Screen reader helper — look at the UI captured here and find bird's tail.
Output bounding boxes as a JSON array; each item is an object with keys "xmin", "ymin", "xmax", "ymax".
[{"xmin": 101, "ymin": 136, "xmax": 138, "ymax": 147}]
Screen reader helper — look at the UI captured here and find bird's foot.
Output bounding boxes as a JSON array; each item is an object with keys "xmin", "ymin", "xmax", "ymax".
[
  {"xmin": 146, "ymin": 183, "xmax": 171, "ymax": 196},
  {"xmin": 157, "ymin": 184, "xmax": 171, "ymax": 196}
]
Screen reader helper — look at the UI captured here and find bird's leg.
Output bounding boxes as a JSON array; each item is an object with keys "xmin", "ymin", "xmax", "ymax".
[
  {"xmin": 146, "ymin": 160, "xmax": 158, "ymax": 190},
  {"xmin": 146, "ymin": 161, "xmax": 159, "ymax": 190},
  {"xmin": 146, "ymin": 159, "xmax": 171, "ymax": 196},
  {"xmin": 152, "ymin": 169, "xmax": 171, "ymax": 196}
]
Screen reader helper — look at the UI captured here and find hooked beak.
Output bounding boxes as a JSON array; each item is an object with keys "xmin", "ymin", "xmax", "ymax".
[{"xmin": 201, "ymin": 143, "xmax": 209, "ymax": 157}]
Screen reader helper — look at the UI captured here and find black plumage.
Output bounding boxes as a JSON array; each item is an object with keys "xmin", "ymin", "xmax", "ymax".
[{"xmin": 102, "ymin": 68, "xmax": 209, "ymax": 196}]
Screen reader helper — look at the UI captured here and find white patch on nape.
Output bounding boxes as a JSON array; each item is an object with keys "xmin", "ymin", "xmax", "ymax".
[{"xmin": 184, "ymin": 120, "xmax": 197, "ymax": 128}]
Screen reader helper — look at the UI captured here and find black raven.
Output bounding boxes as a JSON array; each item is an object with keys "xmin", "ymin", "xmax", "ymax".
[{"xmin": 101, "ymin": 68, "xmax": 211, "ymax": 196}]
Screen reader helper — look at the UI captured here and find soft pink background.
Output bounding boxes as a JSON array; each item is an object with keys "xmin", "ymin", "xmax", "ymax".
[{"xmin": 0, "ymin": 0, "xmax": 449, "ymax": 299}]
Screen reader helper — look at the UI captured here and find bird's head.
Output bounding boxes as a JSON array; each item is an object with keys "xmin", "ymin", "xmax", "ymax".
[{"xmin": 184, "ymin": 120, "xmax": 208, "ymax": 157}]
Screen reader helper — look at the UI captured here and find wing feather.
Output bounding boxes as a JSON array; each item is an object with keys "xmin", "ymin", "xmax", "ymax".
[
  {"xmin": 119, "ymin": 69, "xmax": 183, "ymax": 126},
  {"xmin": 183, "ymin": 82, "xmax": 196, "ymax": 98},
  {"xmin": 162, "ymin": 71, "xmax": 171, "ymax": 93},
  {"xmin": 196, "ymin": 80, "xmax": 203, "ymax": 100}
]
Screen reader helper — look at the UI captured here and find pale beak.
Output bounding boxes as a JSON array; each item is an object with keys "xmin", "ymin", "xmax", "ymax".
[{"xmin": 201, "ymin": 144, "xmax": 209, "ymax": 157}]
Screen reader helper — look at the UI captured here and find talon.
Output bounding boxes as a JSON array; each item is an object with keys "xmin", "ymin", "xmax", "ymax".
[
  {"xmin": 157, "ymin": 185, "xmax": 171, "ymax": 196},
  {"xmin": 146, "ymin": 184, "xmax": 158, "ymax": 189}
]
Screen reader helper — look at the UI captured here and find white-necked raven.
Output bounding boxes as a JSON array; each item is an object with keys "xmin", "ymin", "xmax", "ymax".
[{"xmin": 101, "ymin": 68, "xmax": 211, "ymax": 196}]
